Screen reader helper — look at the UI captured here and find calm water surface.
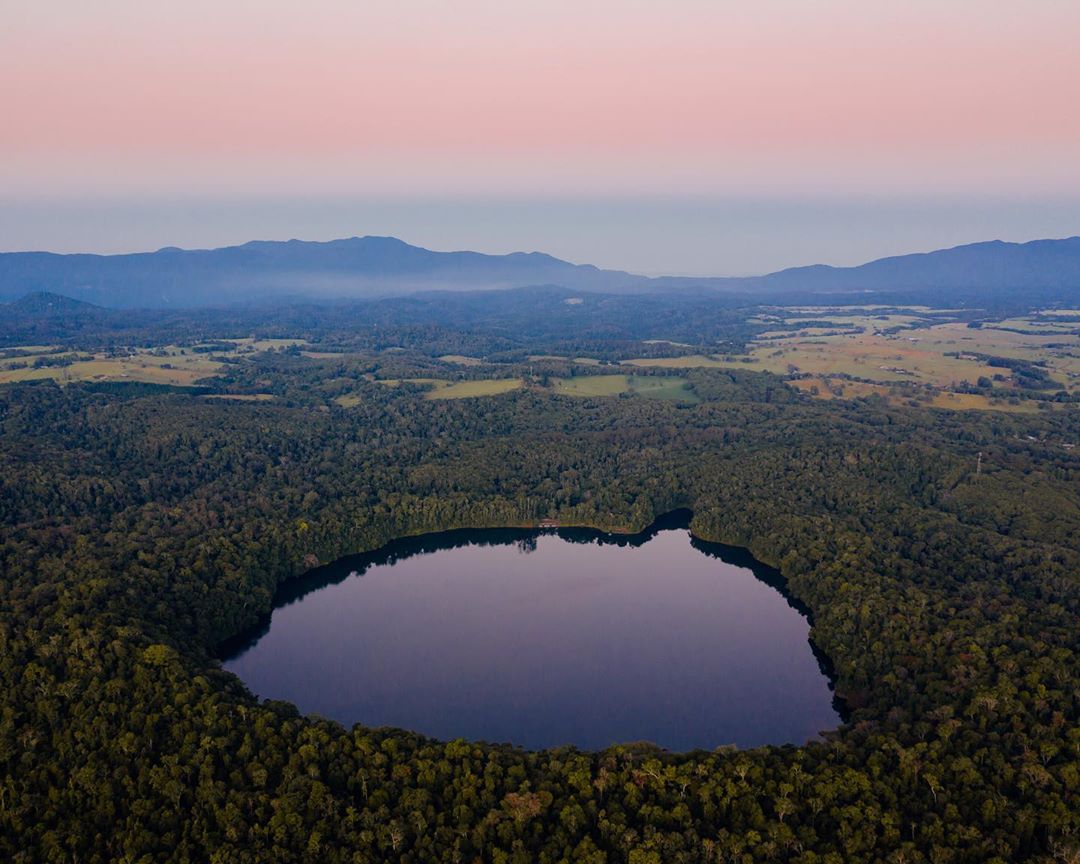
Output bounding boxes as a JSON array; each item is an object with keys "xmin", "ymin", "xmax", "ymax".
[{"xmin": 222, "ymin": 513, "xmax": 841, "ymax": 750}]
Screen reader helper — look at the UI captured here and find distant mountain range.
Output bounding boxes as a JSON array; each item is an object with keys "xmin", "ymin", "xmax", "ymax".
[
  {"xmin": 728, "ymin": 236, "xmax": 1080, "ymax": 297},
  {"xmin": 2, "ymin": 234, "xmax": 1079, "ymax": 308}
]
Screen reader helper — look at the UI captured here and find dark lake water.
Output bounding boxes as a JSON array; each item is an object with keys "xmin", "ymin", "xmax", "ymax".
[{"xmin": 221, "ymin": 512, "xmax": 842, "ymax": 751}]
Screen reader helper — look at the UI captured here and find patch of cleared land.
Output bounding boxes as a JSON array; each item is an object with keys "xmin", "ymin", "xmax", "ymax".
[
  {"xmin": 740, "ymin": 334, "xmax": 1004, "ymax": 386},
  {"xmin": 224, "ymin": 338, "xmax": 308, "ymax": 352},
  {"xmin": 0, "ymin": 345, "xmax": 59, "ymax": 355},
  {"xmin": 201, "ymin": 393, "xmax": 276, "ymax": 402},
  {"xmin": 372, "ymin": 374, "xmax": 699, "ymax": 403},
  {"xmin": 629, "ymin": 309, "xmax": 1080, "ymax": 403},
  {"xmin": 552, "ymin": 375, "xmax": 699, "ymax": 402},
  {"xmin": 438, "ymin": 355, "xmax": 486, "ymax": 366},
  {"xmin": 527, "ymin": 355, "xmax": 603, "ymax": 366},
  {"xmin": 429, "ymin": 379, "xmax": 523, "ymax": 399},
  {"xmin": 0, "ymin": 340, "xmax": 309, "ymax": 387},
  {"xmin": 0, "ymin": 350, "xmax": 223, "ymax": 386},
  {"xmin": 789, "ymin": 377, "xmax": 1045, "ymax": 413},
  {"xmin": 1, "ymin": 350, "xmax": 84, "ymax": 371},
  {"xmin": 378, "ymin": 378, "xmax": 524, "ymax": 399},
  {"xmin": 623, "ymin": 355, "xmax": 730, "ymax": 369}
]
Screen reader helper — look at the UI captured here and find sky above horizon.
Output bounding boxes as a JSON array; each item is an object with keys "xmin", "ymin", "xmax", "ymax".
[{"xmin": 3, "ymin": 0, "xmax": 1080, "ymax": 271}]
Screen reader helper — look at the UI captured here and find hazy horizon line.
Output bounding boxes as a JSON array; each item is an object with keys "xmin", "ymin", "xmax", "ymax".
[
  {"xmin": 4, "ymin": 195, "xmax": 1080, "ymax": 277},
  {"xmin": 6, "ymin": 230, "xmax": 1080, "ymax": 284}
]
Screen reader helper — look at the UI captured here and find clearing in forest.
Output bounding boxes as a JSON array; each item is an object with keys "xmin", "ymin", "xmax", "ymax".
[{"xmin": 552, "ymin": 374, "xmax": 699, "ymax": 402}]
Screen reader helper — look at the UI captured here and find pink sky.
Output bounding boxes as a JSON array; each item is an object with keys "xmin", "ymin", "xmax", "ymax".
[{"xmin": 3, "ymin": 0, "xmax": 1080, "ymax": 197}]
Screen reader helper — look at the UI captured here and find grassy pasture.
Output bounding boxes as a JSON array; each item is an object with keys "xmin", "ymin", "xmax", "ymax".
[
  {"xmin": 913, "ymin": 323, "xmax": 1080, "ymax": 391},
  {"xmin": 551, "ymin": 376, "xmax": 629, "ymax": 396},
  {"xmin": 991, "ymin": 318, "xmax": 1080, "ymax": 333},
  {"xmin": 527, "ymin": 355, "xmax": 603, "ymax": 366},
  {"xmin": 552, "ymin": 374, "xmax": 699, "ymax": 402},
  {"xmin": 2, "ymin": 344, "xmax": 58, "ymax": 353},
  {"xmin": 753, "ymin": 334, "xmax": 1005, "ymax": 386},
  {"xmin": 622, "ymin": 355, "xmax": 729, "ymax": 369},
  {"xmin": 629, "ymin": 315, "xmax": 1080, "ymax": 391},
  {"xmin": 919, "ymin": 322, "xmax": 1076, "ymax": 355},
  {"xmin": 377, "ymin": 377, "xmax": 524, "ymax": 399},
  {"xmin": 200, "ymin": 393, "xmax": 276, "ymax": 402},
  {"xmin": 438, "ymin": 355, "xmax": 486, "ymax": 366},
  {"xmin": 924, "ymin": 391, "xmax": 1042, "ymax": 412},
  {"xmin": 374, "ymin": 373, "xmax": 698, "ymax": 403},
  {"xmin": 790, "ymin": 377, "xmax": 1046, "ymax": 413},
  {"xmin": 756, "ymin": 327, "xmax": 861, "ymax": 339},
  {"xmin": 0, "ymin": 339, "xmax": 307, "ymax": 387},
  {"xmin": 0, "ymin": 351, "xmax": 223, "ymax": 386},
  {"xmin": 0, "ymin": 351, "xmax": 83, "ymax": 371},
  {"xmin": 225, "ymin": 338, "xmax": 308, "ymax": 352},
  {"xmin": 430, "ymin": 379, "xmax": 523, "ymax": 398}
]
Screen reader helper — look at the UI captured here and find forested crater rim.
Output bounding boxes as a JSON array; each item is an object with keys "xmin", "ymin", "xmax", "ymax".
[{"xmin": 218, "ymin": 507, "xmax": 850, "ymax": 750}]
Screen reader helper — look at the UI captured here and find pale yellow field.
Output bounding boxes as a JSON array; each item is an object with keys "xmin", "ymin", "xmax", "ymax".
[
  {"xmin": 429, "ymin": 379, "xmax": 523, "ymax": 399},
  {"xmin": 527, "ymin": 355, "xmax": 603, "ymax": 366},
  {"xmin": 631, "ymin": 315, "xmax": 1080, "ymax": 393},
  {"xmin": 757, "ymin": 327, "xmax": 861, "ymax": 339},
  {"xmin": 992, "ymin": 318, "xmax": 1080, "ymax": 333},
  {"xmin": 918, "ymin": 322, "xmax": 1076, "ymax": 355},
  {"xmin": 623, "ymin": 355, "xmax": 730, "ymax": 369},
  {"xmin": 552, "ymin": 375, "xmax": 699, "ymax": 402},
  {"xmin": 925, "ymin": 391, "xmax": 1042, "ymax": 412},
  {"xmin": 752, "ymin": 335, "xmax": 1004, "ymax": 386},
  {"xmin": 790, "ymin": 377, "xmax": 1046, "ymax": 413},
  {"xmin": 378, "ymin": 377, "xmax": 524, "ymax": 399},
  {"xmin": 0, "ymin": 339, "xmax": 316, "ymax": 387},
  {"xmin": 0, "ymin": 352, "xmax": 222, "ymax": 386},
  {"xmin": 913, "ymin": 323, "xmax": 1080, "ymax": 390}
]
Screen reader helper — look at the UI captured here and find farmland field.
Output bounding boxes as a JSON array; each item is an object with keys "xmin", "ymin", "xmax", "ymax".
[
  {"xmin": 552, "ymin": 374, "xmax": 700, "ymax": 402},
  {"xmin": 224, "ymin": 338, "xmax": 308, "ymax": 352},
  {"xmin": 627, "ymin": 307, "xmax": 1080, "ymax": 410},
  {"xmin": 438, "ymin": 354, "xmax": 486, "ymax": 366},
  {"xmin": 429, "ymin": 378, "xmax": 524, "ymax": 398},
  {"xmin": 0, "ymin": 349, "xmax": 223, "ymax": 386},
  {"xmin": 789, "ymin": 377, "xmax": 1045, "ymax": 413},
  {"xmin": 527, "ymin": 355, "xmax": 603, "ymax": 365},
  {"xmin": 622, "ymin": 354, "xmax": 730, "ymax": 369},
  {"xmin": 200, "ymin": 393, "xmax": 276, "ymax": 402},
  {"xmin": 377, "ymin": 377, "xmax": 524, "ymax": 399}
]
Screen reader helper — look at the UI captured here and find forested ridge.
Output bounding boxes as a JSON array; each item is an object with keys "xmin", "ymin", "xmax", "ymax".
[{"xmin": 1, "ymin": 362, "xmax": 1078, "ymax": 863}]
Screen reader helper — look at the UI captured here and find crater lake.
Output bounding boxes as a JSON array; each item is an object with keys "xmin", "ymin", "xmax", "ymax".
[{"xmin": 221, "ymin": 512, "xmax": 842, "ymax": 750}]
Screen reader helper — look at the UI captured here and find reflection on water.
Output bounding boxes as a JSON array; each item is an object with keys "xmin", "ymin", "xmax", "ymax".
[{"xmin": 221, "ymin": 511, "xmax": 842, "ymax": 751}]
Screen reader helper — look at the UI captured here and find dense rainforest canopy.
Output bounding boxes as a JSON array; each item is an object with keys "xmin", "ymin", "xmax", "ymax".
[{"xmin": 1, "ymin": 328, "xmax": 1078, "ymax": 863}]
